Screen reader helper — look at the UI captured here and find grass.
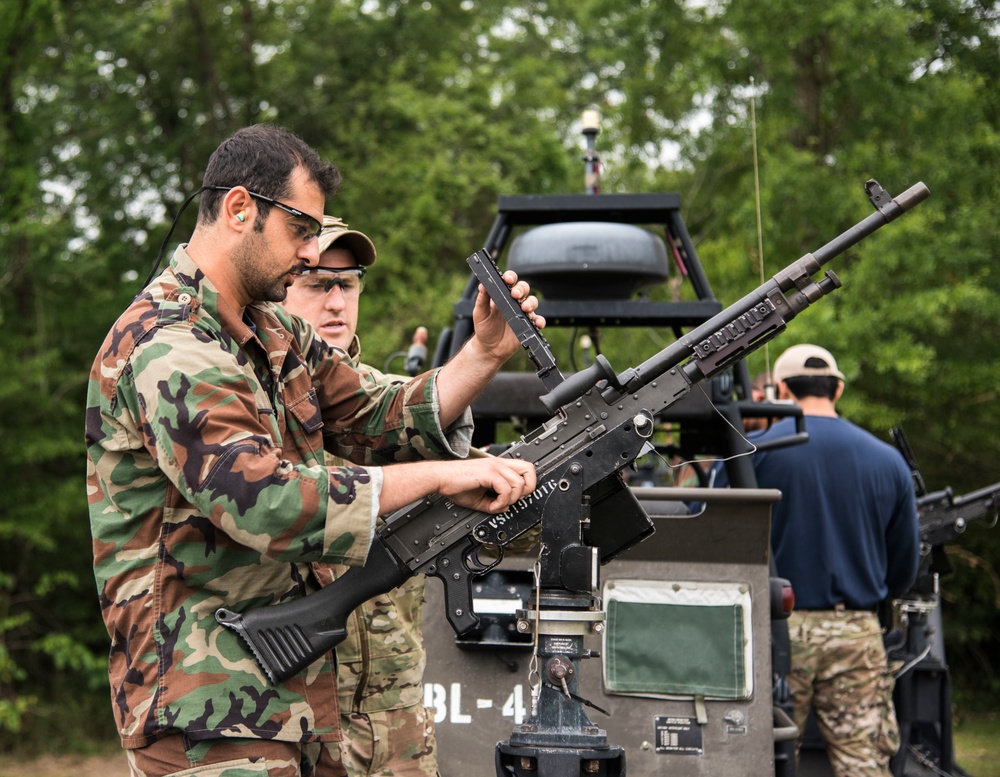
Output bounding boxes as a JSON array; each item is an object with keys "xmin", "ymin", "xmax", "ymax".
[{"xmin": 953, "ymin": 712, "xmax": 1000, "ymax": 776}]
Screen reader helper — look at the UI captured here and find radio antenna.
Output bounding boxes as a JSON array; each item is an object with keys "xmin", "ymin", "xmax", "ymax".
[{"xmin": 749, "ymin": 77, "xmax": 775, "ymax": 400}]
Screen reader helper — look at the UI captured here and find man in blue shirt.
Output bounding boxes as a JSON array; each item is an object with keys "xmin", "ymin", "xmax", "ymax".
[{"xmin": 717, "ymin": 344, "xmax": 919, "ymax": 776}]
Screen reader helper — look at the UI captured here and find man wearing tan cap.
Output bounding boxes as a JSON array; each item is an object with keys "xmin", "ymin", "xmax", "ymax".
[
  {"xmin": 284, "ymin": 216, "xmax": 378, "ymax": 352},
  {"xmin": 716, "ymin": 344, "xmax": 919, "ymax": 775},
  {"xmin": 284, "ymin": 216, "xmax": 443, "ymax": 777}
]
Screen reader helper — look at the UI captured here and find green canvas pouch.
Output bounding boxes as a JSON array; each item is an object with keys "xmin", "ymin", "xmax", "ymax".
[{"xmin": 603, "ymin": 580, "xmax": 752, "ymax": 700}]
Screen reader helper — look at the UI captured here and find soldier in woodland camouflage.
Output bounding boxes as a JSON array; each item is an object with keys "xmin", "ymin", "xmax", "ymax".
[
  {"xmin": 86, "ymin": 125, "xmax": 541, "ymax": 776},
  {"xmin": 283, "ymin": 216, "xmax": 442, "ymax": 777}
]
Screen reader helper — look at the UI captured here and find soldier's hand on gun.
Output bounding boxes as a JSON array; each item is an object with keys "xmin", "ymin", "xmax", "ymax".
[
  {"xmin": 438, "ymin": 457, "xmax": 537, "ymax": 514},
  {"xmin": 473, "ymin": 270, "xmax": 545, "ymax": 362}
]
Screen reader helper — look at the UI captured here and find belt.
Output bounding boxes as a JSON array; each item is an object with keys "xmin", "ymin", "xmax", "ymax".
[{"xmin": 800, "ymin": 603, "xmax": 877, "ymax": 613}]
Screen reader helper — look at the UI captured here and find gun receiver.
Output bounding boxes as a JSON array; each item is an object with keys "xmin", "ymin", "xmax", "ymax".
[
  {"xmin": 891, "ymin": 426, "xmax": 1000, "ymax": 548},
  {"xmin": 218, "ymin": 179, "xmax": 929, "ymax": 683},
  {"xmin": 917, "ymin": 483, "xmax": 1000, "ymax": 547}
]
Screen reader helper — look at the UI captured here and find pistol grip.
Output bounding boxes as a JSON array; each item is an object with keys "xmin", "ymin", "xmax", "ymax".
[{"xmin": 425, "ymin": 538, "xmax": 482, "ymax": 636}]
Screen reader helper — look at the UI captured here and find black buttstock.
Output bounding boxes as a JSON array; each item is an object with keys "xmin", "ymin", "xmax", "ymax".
[{"xmin": 216, "ymin": 536, "xmax": 409, "ymax": 682}]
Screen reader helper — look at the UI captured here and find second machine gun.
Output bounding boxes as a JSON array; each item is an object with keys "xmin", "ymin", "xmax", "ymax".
[
  {"xmin": 217, "ymin": 179, "xmax": 929, "ymax": 776},
  {"xmin": 892, "ymin": 426, "xmax": 1000, "ymax": 556},
  {"xmin": 885, "ymin": 427, "xmax": 999, "ymax": 777}
]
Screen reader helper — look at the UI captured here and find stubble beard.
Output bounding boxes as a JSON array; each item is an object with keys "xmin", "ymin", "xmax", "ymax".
[{"xmin": 233, "ymin": 228, "xmax": 296, "ymax": 304}]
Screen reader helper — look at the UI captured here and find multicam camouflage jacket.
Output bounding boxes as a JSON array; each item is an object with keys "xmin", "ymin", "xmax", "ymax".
[
  {"xmin": 319, "ymin": 485, "xmax": 430, "ymax": 717},
  {"xmin": 315, "ymin": 339, "xmax": 458, "ymax": 717},
  {"xmin": 86, "ymin": 247, "xmax": 471, "ymax": 749},
  {"xmin": 335, "ymin": 575, "xmax": 429, "ymax": 714}
]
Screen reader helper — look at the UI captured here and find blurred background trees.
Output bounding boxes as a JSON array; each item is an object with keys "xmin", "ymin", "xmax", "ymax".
[{"xmin": 1, "ymin": 0, "xmax": 997, "ymax": 748}]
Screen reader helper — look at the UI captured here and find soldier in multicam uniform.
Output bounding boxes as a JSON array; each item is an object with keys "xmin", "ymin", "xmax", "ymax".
[
  {"xmin": 717, "ymin": 344, "xmax": 919, "ymax": 776},
  {"xmin": 85, "ymin": 125, "xmax": 542, "ymax": 777},
  {"xmin": 282, "ymin": 216, "xmax": 443, "ymax": 777}
]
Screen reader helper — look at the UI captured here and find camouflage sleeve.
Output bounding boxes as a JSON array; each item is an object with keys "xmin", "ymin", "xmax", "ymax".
[
  {"xmin": 336, "ymin": 353, "xmax": 474, "ymax": 463},
  {"xmin": 294, "ymin": 324, "xmax": 473, "ymax": 464},
  {"xmin": 122, "ymin": 325, "xmax": 377, "ymax": 566}
]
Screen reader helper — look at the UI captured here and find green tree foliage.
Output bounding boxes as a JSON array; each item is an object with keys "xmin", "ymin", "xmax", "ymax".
[
  {"xmin": 0, "ymin": 0, "xmax": 113, "ymax": 737},
  {"xmin": 0, "ymin": 0, "xmax": 997, "ymax": 744},
  {"xmin": 662, "ymin": 0, "xmax": 1000, "ymax": 704}
]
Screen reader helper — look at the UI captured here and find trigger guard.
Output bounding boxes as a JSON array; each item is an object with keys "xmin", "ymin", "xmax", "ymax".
[{"xmin": 464, "ymin": 542, "xmax": 503, "ymax": 575}]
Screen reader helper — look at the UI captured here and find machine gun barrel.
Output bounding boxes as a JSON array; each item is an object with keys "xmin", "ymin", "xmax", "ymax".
[
  {"xmin": 625, "ymin": 181, "xmax": 929, "ymax": 393},
  {"xmin": 217, "ymin": 179, "xmax": 929, "ymax": 684}
]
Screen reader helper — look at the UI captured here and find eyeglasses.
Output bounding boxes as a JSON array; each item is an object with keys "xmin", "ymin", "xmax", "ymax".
[
  {"xmin": 206, "ymin": 185, "xmax": 323, "ymax": 242},
  {"xmin": 295, "ymin": 267, "xmax": 366, "ymax": 297}
]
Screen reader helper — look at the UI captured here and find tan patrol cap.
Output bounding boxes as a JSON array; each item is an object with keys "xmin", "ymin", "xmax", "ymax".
[
  {"xmin": 317, "ymin": 216, "xmax": 377, "ymax": 266},
  {"xmin": 773, "ymin": 344, "xmax": 845, "ymax": 383}
]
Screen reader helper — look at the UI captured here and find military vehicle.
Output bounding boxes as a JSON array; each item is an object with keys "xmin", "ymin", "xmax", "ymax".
[
  {"xmin": 417, "ymin": 209, "xmax": 990, "ymax": 777},
  {"xmin": 218, "ymin": 119, "xmax": 948, "ymax": 776},
  {"xmin": 421, "ymin": 177, "xmax": 803, "ymax": 777}
]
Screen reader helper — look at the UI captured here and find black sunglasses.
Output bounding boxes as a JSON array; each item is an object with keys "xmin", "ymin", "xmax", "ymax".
[
  {"xmin": 139, "ymin": 184, "xmax": 324, "ymax": 293},
  {"xmin": 206, "ymin": 185, "xmax": 323, "ymax": 241}
]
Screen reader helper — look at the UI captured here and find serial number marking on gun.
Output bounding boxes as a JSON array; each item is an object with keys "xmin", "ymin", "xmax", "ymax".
[{"xmin": 476, "ymin": 478, "xmax": 560, "ymax": 534}]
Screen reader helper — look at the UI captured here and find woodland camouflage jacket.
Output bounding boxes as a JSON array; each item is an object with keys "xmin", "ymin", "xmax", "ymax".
[{"xmin": 85, "ymin": 247, "xmax": 469, "ymax": 748}]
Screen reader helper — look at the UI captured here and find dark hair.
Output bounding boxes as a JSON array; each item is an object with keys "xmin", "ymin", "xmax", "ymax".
[
  {"xmin": 198, "ymin": 124, "xmax": 341, "ymax": 224},
  {"xmin": 783, "ymin": 373, "xmax": 840, "ymax": 401}
]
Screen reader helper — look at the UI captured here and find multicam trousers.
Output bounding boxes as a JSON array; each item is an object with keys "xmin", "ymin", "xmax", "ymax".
[
  {"xmin": 341, "ymin": 705, "xmax": 438, "ymax": 777},
  {"xmin": 125, "ymin": 735, "xmax": 345, "ymax": 777},
  {"xmin": 788, "ymin": 609, "xmax": 901, "ymax": 777}
]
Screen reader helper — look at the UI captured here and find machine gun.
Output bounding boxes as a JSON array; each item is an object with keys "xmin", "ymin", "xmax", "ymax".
[
  {"xmin": 886, "ymin": 427, "xmax": 997, "ymax": 777},
  {"xmin": 917, "ymin": 483, "xmax": 1000, "ymax": 548},
  {"xmin": 891, "ymin": 426, "xmax": 1000, "ymax": 586},
  {"xmin": 216, "ymin": 180, "xmax": 929, "ymax": 689}
]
